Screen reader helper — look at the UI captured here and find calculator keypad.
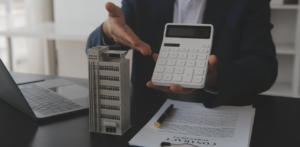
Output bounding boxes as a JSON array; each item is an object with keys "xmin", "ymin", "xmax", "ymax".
[{"xmin": 153, "ymin": 46, "xmax": 210, "ymax": 87}]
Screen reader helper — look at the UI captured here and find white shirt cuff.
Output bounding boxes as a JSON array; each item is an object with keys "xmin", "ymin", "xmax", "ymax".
[{"xmin": 204, "ymin": 87, "xmax": 219, "ymax": 94}]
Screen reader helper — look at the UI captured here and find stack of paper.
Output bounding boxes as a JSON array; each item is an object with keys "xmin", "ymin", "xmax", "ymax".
[{"xmin": 129, "ymin": 99, "xmax": 255, "ymax": 147}]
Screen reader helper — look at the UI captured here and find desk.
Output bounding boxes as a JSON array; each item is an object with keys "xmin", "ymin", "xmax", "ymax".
[{"xmin": 1, "ymin": 72, "xmax": 300, "ymax": 147}]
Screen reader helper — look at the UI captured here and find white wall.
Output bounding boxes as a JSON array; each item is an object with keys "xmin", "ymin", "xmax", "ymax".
[
  {"xmin": 56, "ymin": 41, "xmax": 88, "ymax": 78},
  {"xmin": 54, "ymin": 0, "xmax": 122, "ymax": 25},
  {"xmin": 53, "ymin": 0, "xmax": 123, "ymax": 78}
]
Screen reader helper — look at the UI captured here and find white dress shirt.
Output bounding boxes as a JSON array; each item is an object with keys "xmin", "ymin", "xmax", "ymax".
[{"xmin": 173, "ymin": 0, "xmax": 207, "ymax": 24}]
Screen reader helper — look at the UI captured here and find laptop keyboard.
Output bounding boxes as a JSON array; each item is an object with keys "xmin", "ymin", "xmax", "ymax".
[{"xmin": 18, "ymin": 84, "xmax": 83, "ymax": 115}]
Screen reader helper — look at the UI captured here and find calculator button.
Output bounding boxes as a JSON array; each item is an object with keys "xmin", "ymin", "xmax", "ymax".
[
  {"xmin": 153, "ymin": 74, "xmax": 163, "ymax": 80},
  {"xmin": 155, "ymin": 66, "xmax": 165, "ymax": 73},
  {"xmin": 173, "ymin": 75, "xmax": 182, "ymax": 82},
  {"xmin": 163, "ymin": 74, "xmax": 172, "ymax": 81},
  {"xmin": 195, "ymin": 69, "xmax": 204, "ymax": 75},
  {"xmin": 165, "ymin": 67, "xmax": 175, "ymax": 73},
  {"xmin": 174, "ymin": 67, "xmax": 184, "ymax": 74},
  {"xmin": 198, "ymin": 54, "xmax": 207, "ymax": 60},
  {"xmin": 196, "ymin": 61, "xmax": 206, "ymax": 68},
  {"xmin": 190, "ymin": 48, "xmax": 199, "ymax": 53},
  {"xmin": 161, "ymin": 48, "xmax": 170, "ymax": 51},
  {"xmin": 177, "ymin": 60, "xmax": 186, "ymax": 66},
  {"xmin": 160, "ymin": 52, "xmax": 169, "ymax": 58},
  {"xmin": 180, "ymin": 48, "xmax": 189, "ymax": 52},
  {"xmin": 158, "ymin": 59, "xmax": 167, "ymax": 65},
  {"xmin": 188, "ymin": 53, "xmax": 197, "ymax": 60},
  {"xmin": 171, "ymin": 48, "xmax": 179, "ymax": 52},
  {"xmin": 179, "ymin": 53, "xmax": 188, "ymax": 59},
  {"xmin": 193, "ymin": 76, "xmax": 203, "ymax": 84},
  {"xmin": 201, "ymin": 45, "xmax": 209, "ymax": 48},
  {"xmin": 169, "ymin": 52, "xmax": 178, "ymax": 59},
  {"xmin": 167, "ymin": 59, "xmax": 176, "ymax": 66},
  {"xmin": 199, "ymin": 49, "xmax": 208, "ymax": 53},
  {"xmin": 183, "ymin": 68, "xmax": 194, "ymax": 83},
  {"xmin": 187, "ymin": 60, "xmax": 196, "ymax": 67}
]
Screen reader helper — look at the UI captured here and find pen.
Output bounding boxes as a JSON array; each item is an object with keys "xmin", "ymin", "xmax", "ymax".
[{"xmin": 154, "ymin": 104, "xmax": 174, "ymax": 128}]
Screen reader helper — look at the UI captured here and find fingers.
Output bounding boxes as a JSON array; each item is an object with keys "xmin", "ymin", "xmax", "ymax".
[
  {"xmin": 110, "ymin": 25, "xmax": 152, "ymax": 55},
  {"xmin": 152, "ymin": 53, "xmax": 159, "ymax": 62},
  {"xmin": 121, "ymin": 25, "xmax": 151, "ymax": 55},
  {"xmin": 105, "ymin": 2, "xmax": 122, "ymax": 17},
  {"xmin": 206, "ymin": 55, "xmax": 218, "ymax": 88},
  {"xmin": 207, "ymin": 55, "xmax": 218, "ymax": 73},
  {"xmin": 147, "ymin": 81, "xmax": 173, "ymax": 93},
  {"xmin": 170, "ymin": 85, "xmax": 195, "ymax": 94},
  {"xmin": 104, "ymin": 2, "xmax": 152, "ymax": 56},
  {"xmin": 135, "ymin": 40, "xmax": 152, "ymax": 55},
  {"xmin": 147, "ymin": 81, "xmax": 196, "ymax": 94},
  {"xmin": 208, "ymin": 55, "xmax": 218, "ymax": 66},
  {"xmin": 113, "ymin": 33, "xmax": 152, "ymax": 55}
]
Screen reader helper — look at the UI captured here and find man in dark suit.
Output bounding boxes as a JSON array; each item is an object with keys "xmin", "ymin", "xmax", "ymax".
[{"xmin": 86, "ymin": 0, "xmax": 278, "ymax": 108}]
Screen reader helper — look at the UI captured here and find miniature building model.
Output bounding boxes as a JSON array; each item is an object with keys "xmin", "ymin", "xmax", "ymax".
[{"xmin": 88, "ymin": 46, "xmax": 130, "ymax": 135}]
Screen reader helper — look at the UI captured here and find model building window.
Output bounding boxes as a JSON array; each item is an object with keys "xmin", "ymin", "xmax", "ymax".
[
  {"xmin": 100, "ymin": 95, "xmax": 120, "ymax": 101},
  {"xmin": 99, "ymin": 65, "xmax": 119, "ymax": 71},
  {"xmin": 99, "ymin": 85, "xmax": 119, "ymax": 91},
  {"xmin": 100, "ymin": 75, "xmax": 120, "ymax": 81},
  {"xmin": 101, "ymin": 104, "xmax": 120, "ymax": 110},
  {"xmin": 106, "ymin": 126, "xmax": 116, "ymax": 133},
  {"xmin": 101, "ymin": 114, "xmax": 120, "ymax": 120}
]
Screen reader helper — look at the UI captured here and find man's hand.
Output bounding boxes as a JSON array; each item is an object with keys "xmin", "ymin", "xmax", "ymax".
[
  {"xmin": 205, "ymin": 55, "xmax": 218, "ymax": 88},
  {"xmin": 102, "ymin": 2, "xmax": 152, "ymax": 56},
  {"xmin": 147, "ymin": 53, "xmax": 218, "ymax": 94}
]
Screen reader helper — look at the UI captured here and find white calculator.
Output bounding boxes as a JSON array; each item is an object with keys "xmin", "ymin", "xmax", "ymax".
[{"xmin": 151, "ymin": 23, "xmax": 214, "ymax": 89}]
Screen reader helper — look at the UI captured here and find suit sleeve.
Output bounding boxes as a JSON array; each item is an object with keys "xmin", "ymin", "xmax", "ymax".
[
  {"xmin": 203, "ymin": 0, "xmax": 278, "ymax": 108},
  {"xmin": 85, "ymin": 0, "xmax": 135, "ymax": 52}
]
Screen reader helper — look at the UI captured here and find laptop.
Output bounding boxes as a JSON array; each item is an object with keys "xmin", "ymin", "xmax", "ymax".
[{"xmin": 0, "ymin": 59, "xmax": 89, "ymax": 121}]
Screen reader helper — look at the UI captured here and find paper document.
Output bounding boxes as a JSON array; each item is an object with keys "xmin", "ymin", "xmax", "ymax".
[{"xmin": 129, "ymin": 99, "xmax": 255, "ymax": 147}]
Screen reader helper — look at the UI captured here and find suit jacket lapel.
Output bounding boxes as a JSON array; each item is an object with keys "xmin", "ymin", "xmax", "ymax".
[{"xmin": 203, "ymin": 0, "xmax": 234, "ymax": 33}]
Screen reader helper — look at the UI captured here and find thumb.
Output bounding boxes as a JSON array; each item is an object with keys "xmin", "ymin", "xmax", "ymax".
[
  {"xmin": 105, "ymin": 2, "xmax": 122, "ymax": 17},
  {"xmin": 208, "ymin": 55, "xmax": 218, "ymax": 67},
  {"xmin": 152, "ymin": 53, "xmax": 159, "ymax": 62}
]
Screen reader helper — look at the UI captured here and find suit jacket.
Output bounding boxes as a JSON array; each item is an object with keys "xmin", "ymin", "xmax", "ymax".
[{"xmin": 86, "ymin": 0, "xmax": 278, "ymax": 108}]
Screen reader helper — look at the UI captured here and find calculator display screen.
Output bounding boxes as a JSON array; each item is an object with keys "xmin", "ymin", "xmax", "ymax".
[{"xmin": 166, "ymin": 25, "xmax": 211, "ymax": 39}]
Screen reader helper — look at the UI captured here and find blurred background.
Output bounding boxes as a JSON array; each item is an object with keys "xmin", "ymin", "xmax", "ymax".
[
  {"xmin": 0, "ymin": 0, "xmax": 125, "ymax": 78},
  {"xmin": 0, "ymin": 0, "xmax": 299, "ymax": 98}
]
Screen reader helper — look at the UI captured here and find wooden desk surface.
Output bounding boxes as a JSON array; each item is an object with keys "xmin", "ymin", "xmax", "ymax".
[{"xmin": 0, "ymin": 72, "xmax": 300, "ymax": 147}]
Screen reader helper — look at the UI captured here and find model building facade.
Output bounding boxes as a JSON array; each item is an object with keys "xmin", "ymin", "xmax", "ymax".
[{"xmin": 88, "ymin": 46, "xmax": 130, "ymax": 135}]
